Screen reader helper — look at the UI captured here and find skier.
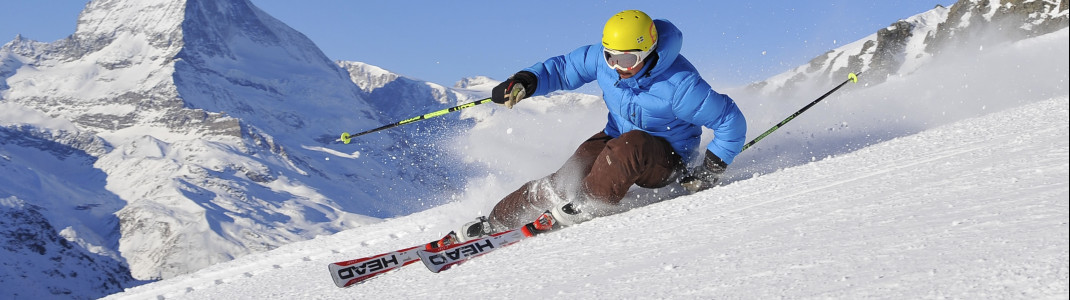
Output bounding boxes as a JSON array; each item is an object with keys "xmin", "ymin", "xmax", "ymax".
[{"xmin": 461, "ymin": 10, "xmax": 747, "ymax": 239}]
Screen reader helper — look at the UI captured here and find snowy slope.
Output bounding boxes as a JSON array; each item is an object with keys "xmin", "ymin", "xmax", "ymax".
[
  {"xmin": 103, "ymin": 27, "xmax": 1069, "ymax": 298},
  {"xmin": 725, "ymin": 27, "xmax": 1068, "ymax": 181},
  {"xmin": 104, "ymin": 95, "xmax": 1069, "ymax": 299}
]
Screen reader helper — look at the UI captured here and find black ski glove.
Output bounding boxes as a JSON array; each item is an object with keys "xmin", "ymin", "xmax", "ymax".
[
  {"xmin": 492, "ymin": 71, "xmax": 537, "ymax": 109},
  {"xmin": 679, "ymin": 150, "xmax": 728, "ymax": 193}
]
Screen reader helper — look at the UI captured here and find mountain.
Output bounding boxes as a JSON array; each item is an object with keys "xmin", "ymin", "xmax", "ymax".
[
  {"xmin": 0, "ymin": 0, "xmax": 479, "ymax": 292},
  {"xmin": 1, "ymin": 196, "xmax": 136, "ymax": 300},
  {"xmin": 0, "ymin": 126, "xmax": 135, "ymax": 299},
  {"xmin": 749, "ymin": 0, "xmax": 1068, "ymax": 95}
]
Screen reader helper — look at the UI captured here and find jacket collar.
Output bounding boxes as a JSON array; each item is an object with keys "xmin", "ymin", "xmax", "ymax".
[{"xmin": 648, "ymin": 19, "xmax": 682, "ymax": 78}]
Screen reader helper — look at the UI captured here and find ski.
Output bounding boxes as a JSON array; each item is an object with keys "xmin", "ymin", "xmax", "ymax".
[
  {"xmin": 328, "ymin": 211, "xmax": 561, "ymax": 287},
  {"xmin": 417, "ymin": 211, "xmax": 559, "ymax": 273},
  {"xmin": 328, "ymin": 232, "xmax": 459, "ymax": 287}
]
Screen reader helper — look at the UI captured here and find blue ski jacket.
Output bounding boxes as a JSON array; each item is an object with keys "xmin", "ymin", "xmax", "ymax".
[{"xmin": 522, "ymin": 19, "xmax": 747, "ymax": 164}]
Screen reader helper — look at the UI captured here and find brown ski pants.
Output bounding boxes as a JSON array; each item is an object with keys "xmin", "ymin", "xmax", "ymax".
[{"xmin": 488, "ymin": 130, "xmax": 684, "ymax": 229}]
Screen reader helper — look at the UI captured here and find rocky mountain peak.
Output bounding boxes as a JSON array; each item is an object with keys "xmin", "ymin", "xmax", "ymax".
[
  {"xmin": 749, "ymin": 0, "xmax": 1067, "ymax": 95},
  {"xmin": 1, "ymin": 0, "xmax": 419, "ymax": 284}
]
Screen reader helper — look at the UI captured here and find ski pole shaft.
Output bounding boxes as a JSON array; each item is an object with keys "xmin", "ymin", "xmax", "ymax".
[
  {"xmin": 340, "ymin": 98, "xmax": 494, "ymax": 144},
  {"xmin": 741, "ymin": 72, "xmax": 860, "ymax": 152}
]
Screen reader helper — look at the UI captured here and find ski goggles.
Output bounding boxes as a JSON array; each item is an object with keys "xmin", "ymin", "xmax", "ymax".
[{"xmin": 603, "ymin": 47, "xmax": 654, "ymax": 71}]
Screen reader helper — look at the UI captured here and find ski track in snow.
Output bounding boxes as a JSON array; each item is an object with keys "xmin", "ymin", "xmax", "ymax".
[{"xmin": 105, "ymin": 97, "xmax": 1070, "ymax": 299}]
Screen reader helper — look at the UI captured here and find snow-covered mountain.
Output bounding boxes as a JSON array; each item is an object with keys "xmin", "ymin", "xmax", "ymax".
[
  {"xmin": 0, "ymin": 125, "xmax": 137, "ymax": 300},
  {"xmin": 750, "ymin": 0, "xmax": 1068, "ymax": 95},
  {"xmin": 1, "ymin": 196, "xmax": 136, "ymax": 300},
  {"xmin": 0, "ymin": 0, "xmax": 480, "ymax": 296}
]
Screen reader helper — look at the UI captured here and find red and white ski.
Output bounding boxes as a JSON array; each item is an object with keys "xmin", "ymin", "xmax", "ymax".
[
  {"xmin": 417, "ymin": 212, "xmax": 558, "ymax": 273},
  {"xmin": 328, "ymin": 211, "xmax": 560, "ymax": 287},
  {"xmin": 328, "ymin": 232, "xmax": 458, "ymax": 287}
]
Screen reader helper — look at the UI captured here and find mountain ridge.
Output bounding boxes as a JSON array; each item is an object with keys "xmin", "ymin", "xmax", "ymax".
[{"xmin": 749, "ymin": 0, "xmax": 1067, "ymax": 95}]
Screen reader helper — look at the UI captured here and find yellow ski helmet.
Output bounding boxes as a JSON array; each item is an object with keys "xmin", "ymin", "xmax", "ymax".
[{"xmin": 602, "ymin": 10, "xmax": 658, "ymax": 51}]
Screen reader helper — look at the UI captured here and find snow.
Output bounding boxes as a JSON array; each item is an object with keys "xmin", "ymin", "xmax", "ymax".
[
  {"xmin": 103, "ymin": 28, "xmax": 1069, "ymax": 299},
  {"xmin": 104, "ymin": 95, "xmax": 1069, "ymax": 299},
  {"xmin": 300, "ymin": 145, "xmax": 361, "ymax": 159},
  {"xmin": 0, "ymin": 101, "xmax": 79, "ymax": 131},
  {"xmin": 337, "ymin": 60, "xmax": 399, "ymax": 92},
  {"xmin": 897, "ymin": 6, "xmax": 950, "ymax": 74}
]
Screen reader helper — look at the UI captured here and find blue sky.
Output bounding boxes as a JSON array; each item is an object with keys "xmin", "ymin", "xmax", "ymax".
[{"xmin": 2, "ymin": 0, "xmax": 954, "ymax": 88}]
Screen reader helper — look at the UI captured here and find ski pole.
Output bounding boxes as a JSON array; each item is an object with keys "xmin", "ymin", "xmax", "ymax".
[
  {"xmin": 340, "ymin": 98, "xmax": 494, "ymax": 144},
  {"xmin": 740, "ymin": 72, "xmax": 860, "ymax": 152}
]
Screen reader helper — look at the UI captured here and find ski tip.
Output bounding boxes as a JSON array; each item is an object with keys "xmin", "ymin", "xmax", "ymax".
[
  {"xmin": 848, "ymin": 72, "xmax": 859, "ymax": 83},
  {"xmin": 340, "ymin": 132, "xmax": 352, "ymax": 144}
]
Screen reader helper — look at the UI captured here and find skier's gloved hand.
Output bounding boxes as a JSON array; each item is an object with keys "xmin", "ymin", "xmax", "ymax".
[
  {"xmin": 679, "ymin": 150, "xmax": 728, "ymax": 193},
  {"xmin": 492, "ymin": 71, "xmax": 537, "ymax": 109}
]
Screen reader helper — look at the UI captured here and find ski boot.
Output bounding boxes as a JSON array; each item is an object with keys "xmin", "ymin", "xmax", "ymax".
[
  {"xmin": 456, "ymin": 216, "xmax": 494, "ymax": 242},
  {"xmin": 549, "ymin": 202, "xmax": 594, "ymax": 227},
  {"xmin": 425, "ymin": 216, "xmax": 493, "ymax": 250}
]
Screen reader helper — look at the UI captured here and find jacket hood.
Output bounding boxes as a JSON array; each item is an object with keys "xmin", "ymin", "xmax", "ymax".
[{"xmin": 649, "ymin": 19, "xmax": 682, "ymax": 77}]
